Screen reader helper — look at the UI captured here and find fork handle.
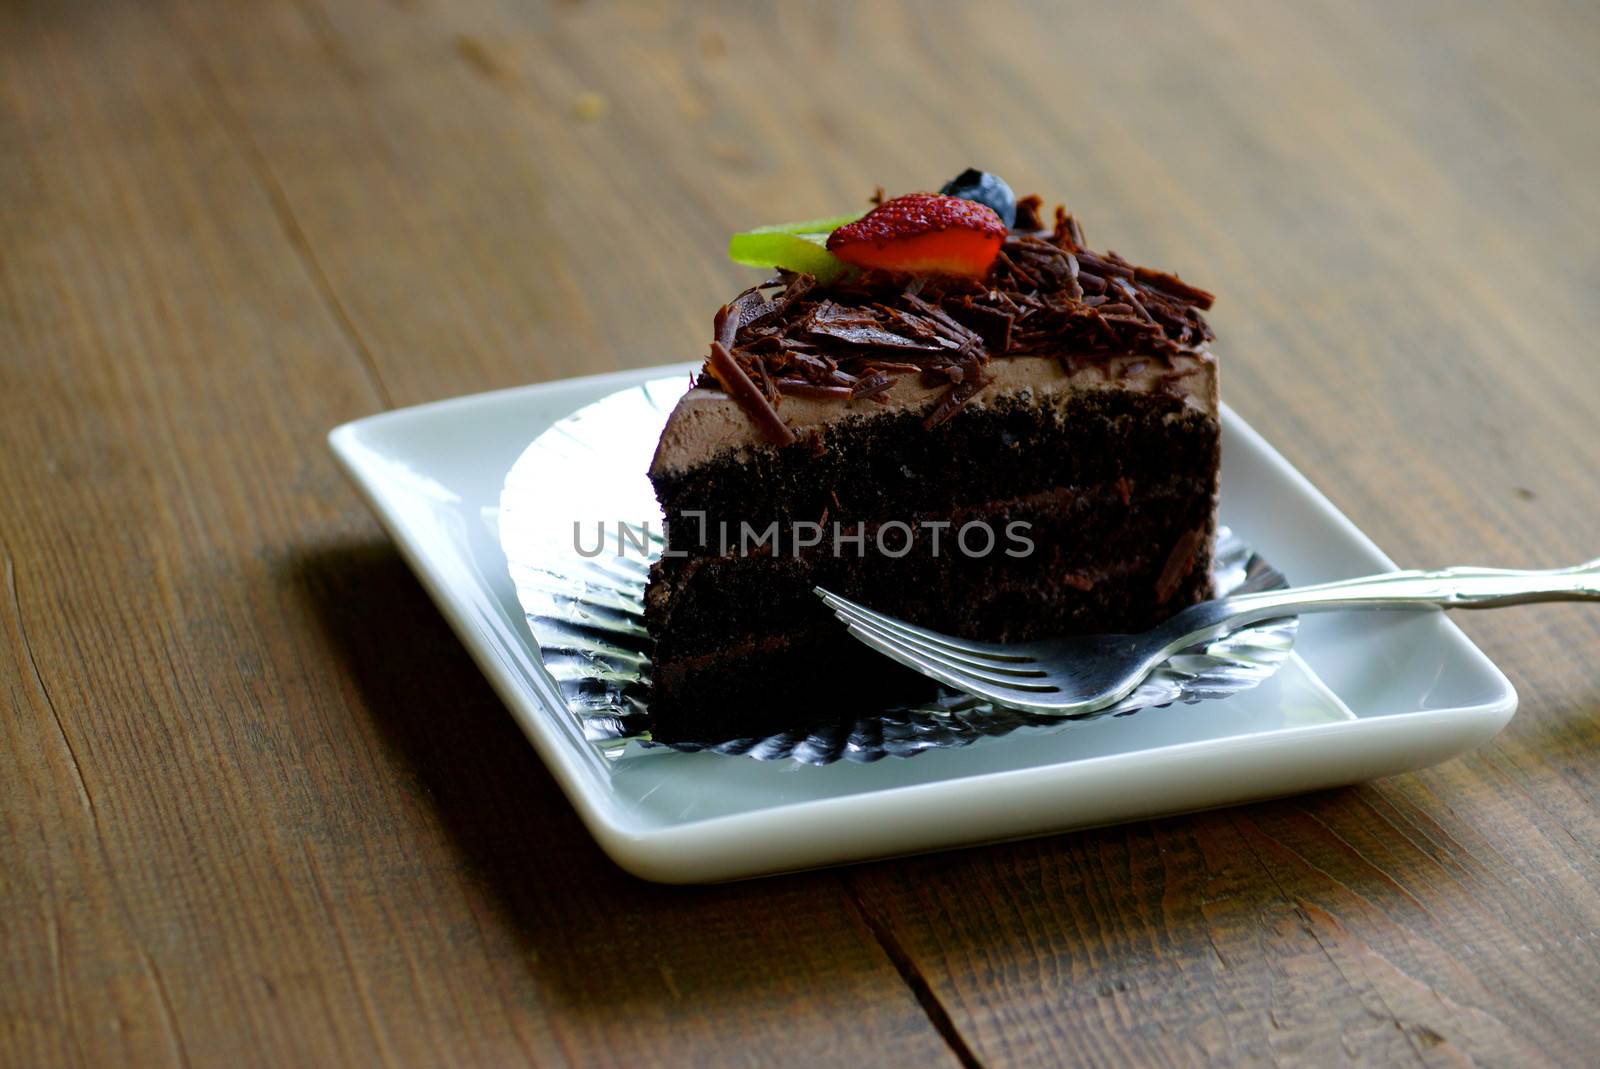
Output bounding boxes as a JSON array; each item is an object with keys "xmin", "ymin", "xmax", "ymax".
[{"xmin": 1225, "ymin": 557, "xmax": 1600, "ymax": 621}]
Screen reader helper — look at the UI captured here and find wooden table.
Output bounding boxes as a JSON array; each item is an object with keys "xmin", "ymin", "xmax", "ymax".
[{"xmin": 5, "ymin": 1, "xmax": 1599, "ymax": 1065}]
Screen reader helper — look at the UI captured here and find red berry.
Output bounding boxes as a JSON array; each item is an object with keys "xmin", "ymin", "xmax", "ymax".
[{"xmin": 826, "ymin": 193, "xmax": 1006, "ymax": 278}]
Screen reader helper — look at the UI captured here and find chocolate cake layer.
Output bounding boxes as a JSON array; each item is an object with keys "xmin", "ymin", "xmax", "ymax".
[
  {"xmin": 647, "ymin": 630, "xmax": 936, "ymax": 743},
  {"xmin": 647, "ymin": 478, "xmax": 1215, "ymax": 655},
  {"xmin": 654, "ymin": 378, "xmax": 1218, "ymax": 556},
  {"xmin": 646, "ymin": 541, "xmax": 1213, "ymax": 743}
]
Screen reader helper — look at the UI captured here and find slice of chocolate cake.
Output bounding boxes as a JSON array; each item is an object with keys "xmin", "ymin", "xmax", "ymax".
[{"xmin": 645, "ymin": 176, "xmax": 1219, "ymax": 742}]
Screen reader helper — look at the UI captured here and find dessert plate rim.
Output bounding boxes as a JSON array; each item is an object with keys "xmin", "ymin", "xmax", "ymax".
[{"xmin": 329, "ymin": 363, "xmax": 1518, "ymax": 883}]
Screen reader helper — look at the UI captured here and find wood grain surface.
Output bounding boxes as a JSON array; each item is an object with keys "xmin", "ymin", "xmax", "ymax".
[{"xmin": 3, "ymin": 1, "xmax": 1598, "ymax": 1066}]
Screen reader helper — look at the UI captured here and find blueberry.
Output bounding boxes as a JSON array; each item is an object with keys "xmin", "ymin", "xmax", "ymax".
[{"xmin": 939, "ymin": 168, "xmax": 1017, "ymax": 229}]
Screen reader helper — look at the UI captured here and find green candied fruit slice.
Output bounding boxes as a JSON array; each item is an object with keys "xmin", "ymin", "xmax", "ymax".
[
  {"xmin": 743, "ymin": 212, "xmax": 864, "ymax": 237},
  {"xmin": 726, "ymin": 211, "xmax": 864, "ymax": 282},
  {"xmin": 728, "ymin": 231, "xmax": 844, "ymax": 280}
]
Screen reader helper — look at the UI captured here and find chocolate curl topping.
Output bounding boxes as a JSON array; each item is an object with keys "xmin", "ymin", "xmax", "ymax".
[
  {"xmin": 700, "ymin": 195, "xmax": 1214, "ymax": 440},
  {"xmin": 924, "ymin": 356, "xmax": 991, "ymax": 430},
  {"xmin": 712, "ymin": 302, "xmax": 739, "ymax": 351},
  {"xmin": 1053, "ymin": 206, "xmax": 1086, "ymax": 251},
  {"xmin": 1134, "ymin": 266, "xmax": 1215, "ymax": 310},
  {"xmin": 850, "ymin": 371, "xmax": 895, "ymax": 401},
  {"xmin": 1115, "ymin": 278, "xmax": 1156, "ymax": 324},
  {"xmin": 1013, "ymin": 194, "xmax": 1044, "ymax": 233},
  {"xmin": 775, "ymin": 378, "xmax": 853, "ymax": 400},
  {"xmin": 706, "ymin": 340, "xmax": 796, "ymax": 446},
  {"xmin": 901, "ymin": 292, "xmax": 983, "ymax": 350}
]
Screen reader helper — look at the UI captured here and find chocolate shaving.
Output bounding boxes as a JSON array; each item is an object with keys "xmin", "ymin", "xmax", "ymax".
[
  {"xmin": 754, "ymin": 356, "xmax": 778, "ymax": 403},
  {"xmin": 1116, "ymin": 279, "xmax": 1156, "ymax": 324},
  {"xmin": 950, "ymin": 302, "xmax": 1014, "ymax": 351},
  {"xmin": 1053, "ymin": 206, "xmax": 1086, "ymax": 251},
  {"xmin": 922, "ymin": 363, "xmax": 971, "ymax": 385},
  {"xmin": 870, "ymin": 305, "xmax": 944, "ymax": 343},
  {"xmin": 850, "ymin": 371, "xmax": 895, "ymax": 401},
  {"xmin": 901, "ymin": 292, "xmax": 983, "ymax": 350},
  {"xmin": 923, "ymin": 356, "xmax": 990, "ymax": 429},
  {"xmin": 1134, "ymin": 266, "xmax": 1215, "ymax": 310},
  {"xmin": 1014, "ymin": 194, "xmax": 1044, "ymax": 233},
  {"xmin": 804, "ymin": 300, "xmax": 949, "ymax": 352},
  {"xmin": 776, "ymin": 378, "xmax": 853, "ymax": 400},
  {"xmin": 1076, "ymin": 250, "xmax": 1133, "ymax": 280},
  {"xmin": 706, "ymin": 341, "xmax": 795, "ymax": 446},
  {"xmin": 994, "ymin": 249, "xmax": 1039, "ymax": 290},
  {"xmin": 725, "ymin": 286, "xmax": 777, "ymax": 334},
  {"xmin": 712, "ymin": 302, "xmax": 739, "ymax": 351}
]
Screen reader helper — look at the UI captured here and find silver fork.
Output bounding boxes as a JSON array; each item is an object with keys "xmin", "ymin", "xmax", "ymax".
[{"xmin": 816, "ymin": 558, "xmax": 1600, "ymax": 717}]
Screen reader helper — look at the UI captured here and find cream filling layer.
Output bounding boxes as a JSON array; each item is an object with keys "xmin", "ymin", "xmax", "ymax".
[{"xmin": 650, "ymin": 350, "xmax": 1218, "ymax": 477}]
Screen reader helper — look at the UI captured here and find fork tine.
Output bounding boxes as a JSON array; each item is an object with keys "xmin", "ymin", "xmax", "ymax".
[
  {"xmin": 842, "ymin": 624, "xmax": 1054, "ymax": 705},
  {"xmin": 841, "ymin": 622, "xmax": 1060, "ymax": 693},
  {"xmin": 829, "ymin": 603, "xmax": 1048, "ymax": 678},
  {"xmin": 814, "ymin": 588, "xmax": 1029, "ymax": 661}
]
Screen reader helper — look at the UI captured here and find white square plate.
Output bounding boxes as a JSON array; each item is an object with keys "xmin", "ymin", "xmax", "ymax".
[{"xmin": 330, "ymin": 364, "xmax": 1516, "ymax": 883}]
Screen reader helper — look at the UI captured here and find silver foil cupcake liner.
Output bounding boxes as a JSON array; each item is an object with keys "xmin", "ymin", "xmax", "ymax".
[{"xmin": 500, "ymin": 377, "xmax": 1297, "ymax": 765}]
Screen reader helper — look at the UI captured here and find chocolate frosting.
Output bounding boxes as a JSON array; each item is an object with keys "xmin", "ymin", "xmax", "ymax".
[{"xmin": 697, "ymin": 201, "xmax": 1215, "ymax": 444}]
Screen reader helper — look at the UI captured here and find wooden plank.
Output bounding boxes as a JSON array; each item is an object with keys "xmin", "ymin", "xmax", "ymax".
[
  {"xmin": 161, "ymin": 0, "xmax": 1600, "ymax": 1063},
  {"xmin": 6, "ymin": 0, "xmax": 1600, "ymax": 1065},
  {"xmin": 0, "ymin": 3, "xmax": 954, "ymax": 1066}
]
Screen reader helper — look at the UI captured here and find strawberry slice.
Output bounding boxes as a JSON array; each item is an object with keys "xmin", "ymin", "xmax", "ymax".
[{"xmin": 826, "ymin": 193, "xmax": 1006, "ymax": 278}]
